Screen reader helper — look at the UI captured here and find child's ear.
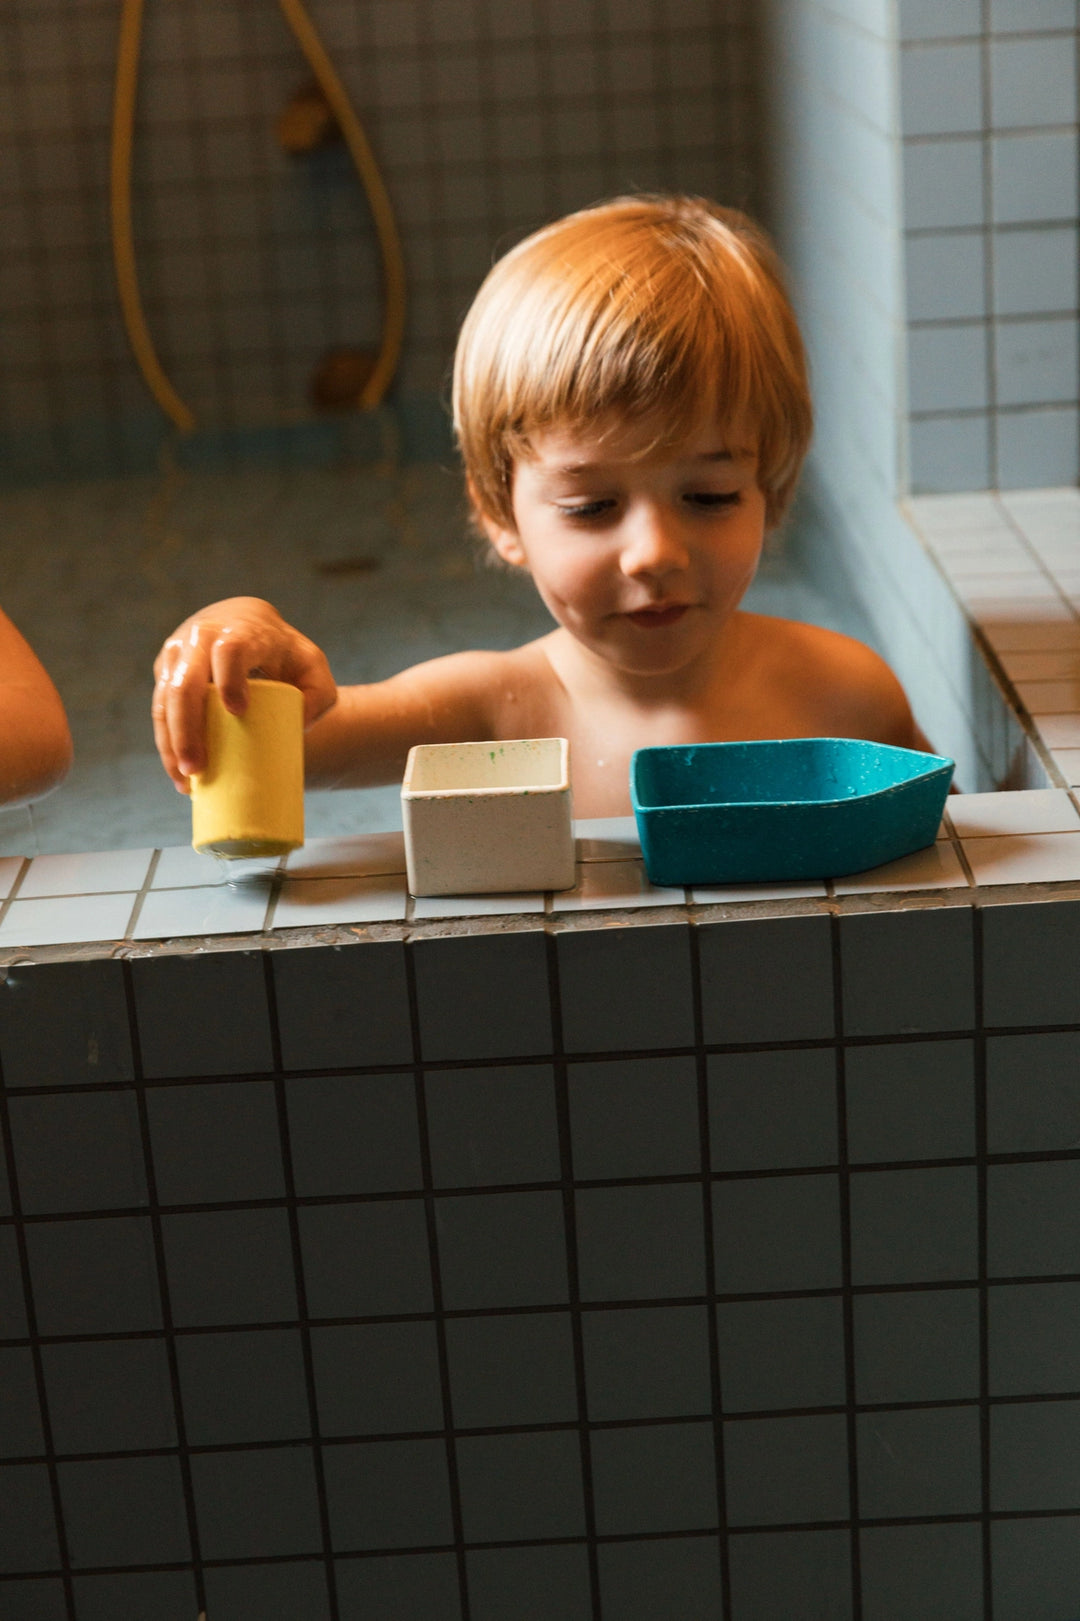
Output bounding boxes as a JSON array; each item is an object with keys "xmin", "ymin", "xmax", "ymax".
[{"xmin": 468, "ymin": 479, "xmax": 528, "ymax": 568}]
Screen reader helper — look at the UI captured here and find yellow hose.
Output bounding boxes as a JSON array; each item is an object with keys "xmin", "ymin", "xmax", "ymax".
[
  {"xmin": 110, "ymin": 0, "xmax": 406, "ymax": 432},
  {"xmin": 110, "ymin": 0, "xmax": 195, "ymax": 434},
  {"xmin": 276, "ymin": 0, "xmax": 407, "ymax": 410}
]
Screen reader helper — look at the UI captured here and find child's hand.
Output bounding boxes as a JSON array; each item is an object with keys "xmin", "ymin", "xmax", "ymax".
[{"xmin": 152, "ymin": 597, "xmax": 336, "ymax": 791}]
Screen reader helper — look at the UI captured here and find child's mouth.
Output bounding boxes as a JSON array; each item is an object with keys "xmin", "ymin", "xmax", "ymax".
[{"xmin": 625, "ymin": 604, "xmax": 689, "ymax": 628}]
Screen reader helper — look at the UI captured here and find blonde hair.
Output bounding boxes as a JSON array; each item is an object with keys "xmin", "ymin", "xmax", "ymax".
[{"xmin": 453, "ymin": 194, "xmax": 812, "ymax": 532}]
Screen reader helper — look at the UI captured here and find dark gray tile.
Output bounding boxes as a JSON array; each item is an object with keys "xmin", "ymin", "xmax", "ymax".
[
  {"xmin": 858, "ymin": 1406, "xmax": 982, "ymax": 1518},
  {"xmin": 576, "ymin": 1184, "xmax": 705, "ymax": 1301},
  {"xmin": 426, "ymin": 1065, "xmax": 559, "ymax": 1187},
  {"xmin": 988, "ymin": 1032, "xmax": 1080, "ymax": 1153},
  {"xmin": 0, "ymin": 1117, "xmax": 9, "ymax": 1216},
  {"xmin": 0, "ymin": 1579, "xmax": 66, "ymax": 1620},
  {"xmin": 468, "ymin": 1544, "xmax": 591, "ymax": 1621},
  {"xmin": 699, "ymin": 915, "xmax": 834, "ymax": 1044},
  {"xmin": 9, "ymin": 1091, "xmax": 146, "ymax": 1215},
  {"xmin": 854, "ymin": 1289, "xmax": 980, "ymax": 1404},
  {"xmin": 990, "ymin": 1282, "xmax": 1080, "ymax": 1395},
  {"xmin": 26, "ymin": 1216, "xmax": 161, "ymax": 1336},
  {"xmin": 989, "ymin": 1162, "xmax": 1080, "ymax": 1277},
  {"xmin": 336, "ymin": 1553, "xmax": 461, "ymax": 1621},
  {"xmin": 287, "ymin": 1072, "xmax": 422, "ymax": 1196},
  {"xmin": 413, "ymin": 932, "xmax": 552, "ymax": 1061},
  {"xmin": 192, "ymin": 1446, "xmax": 322, "ymax": 1559},
  {"xmin": 273, "ymin": 942, "xmax": 412, "ymax": 1069},
  {"xmin": 860, "ymin": 1522, "xmax": 984, "ymax": 1621},
  {"xmin": 162, "ymin": 1208, "xmax": 297, "ymax": 1326},
  {"xmin": 729, "ymin": 1530, "xmax": 852, "ymax": 1621},
  {"xmin": 840, "ymin": 909, "xmax": 975, "ymax": 1037},
  {"xmin": 584, "ymin": 1304, "xmax": 711, "ymax": 1421},
  {"xmin": 992, "ymin": 1400, "xmax": 1080, "ymax": 1510},
  {"xmin": 0, "ymin": 1347, "xmax": 44, "ymax": 1457},
  {"xmin": 714, "ymin": 1175, "xmax": 842, "ymax": 1294},
  {"xmin": 59, "ymin": 1455, "xmax": 189, "ymax": 1566},
  {"xmin": 323, "ymin": 1439, "xmax": 454, "ymax": 1551},
  {"xmin": 598, "ymin": 1537, "xmax": 724, "ymax": 1621},
  {"xmin": 177, "ymin": 1328, "xmax": 310, "ymax": 1444},
  {"xmin": 558, "ymin": 924, "xmax": 695, "ymax": 1053},
  {"xmin": 709, "ymin": 1048, "xmax": 837, "ymax": 1172},
  {"xmin": 43, "ymin": 1338, "xmax": 175, "ymax": 1453},
  {"xmin": 299, "ymin": 1200, "xmax": 433, "ymax": 1317},
  {"xmin": 723, "ymin": 1413, "xmax": 849, "ymax": 1526},
  {"xmin": 435, "ymin": 1191, "xmax": 567, "ymax": 1310},
  {"xmin": 591, "ymin": 1421, "xmax": 717, "ymax": 1535},
  {"xmin": 992, "ymin": 1514, "xmax": 1080, "ymax": 1621},
  {"xmin": 850, "ymin": 1167, "xmax": 978, "ymax": 1285},
  {"xmin": 446, "ymin": 1312, "xmax": 577, "ymax": 1428},
  {"xmin": 846, "ymin": 1039, "xmax": 975, "ymax": 1162},
  {"xmin": 569, "ymin": 1055, "xmax": 700, "ymax": 1178},
  {"xmin": 0, "ymin": 961, "xmax": 133, "ymax": 1088},
  {"xmin": 312, "ymin": 1322, "xmax": 443, "ymax": 1435},
  {"xmin": 0, "ymin": 1463, "xmax": 60, "ymax": 1573},
  {"xmin": 983, "ymin": 901, "xmax": 1080, "ymax": 1027},
  {"xmin": 148, "ymin": 1080, "xmax": 284, "ymax": 1203},
  {"xmin": 71, "ymin": 1571, "xmax": 199, "ymax": 1621},
  {"xmin": 202, "ymin": 1565, "xmax": 329, "ymax": 1621},
  {"xmin": 131, "ymin": 952, "xmax": 273, "ymax": 1078},
  {"xmin": 718, "ymin": 1296, "xmax": 846, "ymax": 1413},
  {"xmin": 1, "ymin": 1225, "xmax": 28, "ymax": 1337},
  {"xmin": 457, "ymin": 1431, "xmax": 586, "ymax": 1541}
]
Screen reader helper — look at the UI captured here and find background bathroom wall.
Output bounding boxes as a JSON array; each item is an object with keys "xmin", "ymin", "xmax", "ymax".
[
  {"xmin": 0, "ymin": 0, "xmax": 754, "ymax": 483},
  {"xmin": 900, "ymin": 0, "xmax": 1080, "ymax": 493}
]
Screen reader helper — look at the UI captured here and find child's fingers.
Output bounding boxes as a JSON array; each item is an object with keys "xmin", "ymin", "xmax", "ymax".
[
  {"xmin": 289, "ymin": 638, "xmax": 338, "ymax": 728},
  {"xmin": 162, "ymin": 638, "xmax": 214, "ymax": 780}
]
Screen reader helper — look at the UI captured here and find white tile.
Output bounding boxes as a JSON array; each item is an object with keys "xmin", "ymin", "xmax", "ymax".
[
  {"xmin": 979, "ymin": 613, "xmax": 1079, "ymax": 653},
  {"xmin": 1035, "ymin": 715, "xmax": 1080, "ymax": 750},
  {"xmin": 411, "ymin": 891, "xmax": 545, "ymax": 918},
  {"xmin": 1055, "ymin": 751, "xmax": 1080, "ymax": 785},
  {"xmin": 948, "ymin": 788, "xmax": 1080, "ymax": 837},
  {"xmin": 271, "ymin": 874, "xmax": 408, "ymax": 927},
  {"xmin": 282, "ymin": 832, "xmax": 407, "ymax": 878},
  {"xmin": 0, "ymin": 892, "xmax": 138, "ymax": 948},
  {"xmin": 573, "ymin": 816, "xmax": 641, "ymax": 862},
  {"xmin": 152, "ymin": 845, "xmax": 281, "ymax": 888},
  {"xmin": 943, "ymin": 552, "xmax": 1040, "ymax": 578},
  {"xmin": 0, "ymin": 858, "xmax": 25, "ymax": 900},
  {"xmin": 18, "ymin": 848, "xmax": 154, "ymax": 898},
  {"xmin": 1017, "ymin": 680, "xmax": 1080, "ymax": 714},
  {"xmin": 999, "ymin": 650, "xmax": 1080, "ymax": 681},
  {"xmin": 132, "ymin": 884, "xmax": 273, "ymax": 940},
  {"xmin": 690, "ymin": 879, "xmax": 828, "ymax": 902},
  {"xmin": 953, "ymin": 571, "xmax": 1053, "ymax": 596},
  {"xmin": 963, "ymin": 831, "xmax": 1080, "ymax": 886},
  {"xmin": 832, "ymin": 841, "xmax": 969, "ymax": 894},
  {"xmin": 907, "ymin": 492, "xmax": 1005, "ymax": 533},
  {"xmin": 551, "ymin": 859, "xmax": 685, "ymax": 911}
]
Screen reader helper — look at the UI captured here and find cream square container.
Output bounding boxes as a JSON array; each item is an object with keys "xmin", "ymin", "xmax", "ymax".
[{"xmin": 402, "ymin": 738, "xmax": 575, "ymax": 896}]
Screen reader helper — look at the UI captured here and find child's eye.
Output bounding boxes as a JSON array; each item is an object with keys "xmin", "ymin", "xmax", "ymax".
[
  {"xmin": 684, "ymin": 491, "xmax": 741, "ymax": 509},
  {"xmin": 557, "ymin": 500, "xmax": 616, "ymax": 521}
]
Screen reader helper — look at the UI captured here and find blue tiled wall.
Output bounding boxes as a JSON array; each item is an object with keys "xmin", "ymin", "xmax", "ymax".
[{"xmin": 4, "ymin": 906, "xmax": 1080, "ymax": 1618}]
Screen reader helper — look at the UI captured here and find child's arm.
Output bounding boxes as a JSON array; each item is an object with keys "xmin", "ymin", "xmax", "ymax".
[
  {"xmin": 0, "ymin": 608, "xmax": 72, "ymax": 807},
  {"xmin": 152, "ymin": 597, "xmax": 499, "ymax": 792}
]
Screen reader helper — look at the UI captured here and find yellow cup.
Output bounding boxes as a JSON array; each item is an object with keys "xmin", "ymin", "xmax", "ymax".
[{"xmin": 191, "ymin": 679, "xmax": 304, "ymax": 858}]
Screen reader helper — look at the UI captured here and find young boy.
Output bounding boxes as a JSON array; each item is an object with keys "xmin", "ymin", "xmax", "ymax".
[
  {"xmin": 0, "ymin": 606, "xmax": 72, "ymax": 808},
  {"xmin": 152, "ymin": 195, "xmax": 921, "ymax": 817}
]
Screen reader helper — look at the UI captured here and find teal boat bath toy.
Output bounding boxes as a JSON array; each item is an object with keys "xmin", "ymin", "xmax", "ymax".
[{"xmin": 630, "ymin": 738, "xmax": 955, "ymax": 886}]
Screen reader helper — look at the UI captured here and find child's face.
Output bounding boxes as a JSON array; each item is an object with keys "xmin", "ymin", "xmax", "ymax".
[{"xmin": 484, "ymin": 414, "xmax": 767, "ymax": 679}]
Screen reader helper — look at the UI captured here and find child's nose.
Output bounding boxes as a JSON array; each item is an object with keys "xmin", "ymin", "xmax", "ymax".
[{"xmin": 620, "ymin": 508, "xmax": 690, "ymax": 578}]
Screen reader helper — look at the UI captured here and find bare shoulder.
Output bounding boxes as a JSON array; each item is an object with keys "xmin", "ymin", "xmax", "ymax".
[
  {"xmin": 373, "ymin": 638, "xmax": 556, "ymax": 736},
  {"xmin": 740, "ymin": 614, "xmax": 918, "ymax": 748}
]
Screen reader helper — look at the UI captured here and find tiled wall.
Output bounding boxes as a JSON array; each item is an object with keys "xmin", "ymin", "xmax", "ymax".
[
  {"xmin": 901, "ymin": 0, "xmax": 1080, "ymax": 492},
  {"xmin": 0, "ymin": 0, "xmax": 753, "ymax": 481},
  {"xmin": 8, "ymin": 873, "xmax": 1080, "ymax": 1618}
]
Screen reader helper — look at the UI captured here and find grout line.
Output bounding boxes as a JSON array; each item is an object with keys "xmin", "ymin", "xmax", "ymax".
[
  {"xmin": 123, "ymin": 847, "xmax": 163, "ymax": 941},
  {"xmin": 121, "ymin": 958, "xmax": 207, "ymax": 1618},
  {"xmin": 261, "ymin": 953, "xmax": 341, "ymax": 1621},
  {"xmin": 831, "ymin": 911, "xmax": 863, "ymax": 1619}
]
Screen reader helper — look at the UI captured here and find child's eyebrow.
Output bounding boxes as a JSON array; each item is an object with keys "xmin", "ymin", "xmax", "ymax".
[{"xmin": 551, "ymin": 450, "xmax": 741, "ymax": 475}]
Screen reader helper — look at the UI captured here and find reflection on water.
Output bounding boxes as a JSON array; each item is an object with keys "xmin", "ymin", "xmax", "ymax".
[{"xmin": 0, "ymin": 460, "xmax": 877, "ymax": 856}]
